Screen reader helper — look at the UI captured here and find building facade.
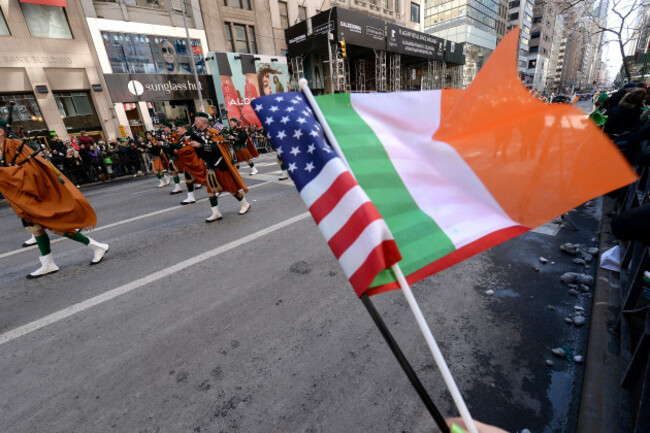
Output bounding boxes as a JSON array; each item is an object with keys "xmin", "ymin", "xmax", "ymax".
[
  {"xmin": 505, "ymin": 0, "xmax": 532, "ymax": 71},
  {"xmin": 0, "ymin": 0, "xmax": 116, "ymax": 143},
  {"xmin": 423, "ymin": 0, "xmax": 499, "ymax": 84},
  {"xmin": 524, "ymin": 0, "xmax": 558, "ymax": 92}
]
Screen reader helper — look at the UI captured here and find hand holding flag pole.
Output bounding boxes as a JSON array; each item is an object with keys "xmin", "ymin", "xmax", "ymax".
[{"xmin": 298, "ymin": 78, "xmax": 479, "ymax": 433}]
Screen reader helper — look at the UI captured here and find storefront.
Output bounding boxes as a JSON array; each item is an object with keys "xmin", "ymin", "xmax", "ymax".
[{"xmin": 86, "ymin": 19, "xmax": 213, "ymax": 137}]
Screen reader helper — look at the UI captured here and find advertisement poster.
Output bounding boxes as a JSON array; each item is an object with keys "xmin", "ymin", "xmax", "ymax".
[
  {"xmin": 208, "ymin": 52, "xmax": 290, "ymax": 127},
  {"xmin": 101, "ymin": 31, "xmax": 206, "ymax": 75}
]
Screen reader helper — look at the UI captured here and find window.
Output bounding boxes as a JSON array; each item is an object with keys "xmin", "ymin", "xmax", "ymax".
[
  {"xmin": 508, "ymin": 0, "xmax": 520, "ymax": 8},
  {"xmin": 532, "ymin": 16, "xmax": 541, "ymax": 23},
  {"xmin": 224, "ymin": 22, "xmax": 257, "ymax": 53},
  {"xmin": 0, "ymin": 7, "xmax": 9, "ymax": 35},
  {"xmin": 410, "ymin": 2, "xmax": 420, "ymax": 22},
  {"xmin": 278, "ymin": 1, "xmax": 289, "ymax": 29},
  {"xmin": 530, "ymin": 31, "xmax": 540, "ymax": 38},
  {"xmin": 298, "ymin": 5, "xmax": 307, "ymax": 21},
  {"xmin": 508, "ymin": 12, "xmax": 518, "ymax": 20},
  {"xmin": 133, "ymin": 0, "xmax": 166, "ymax": 10},
  {"xmin": 20, "ymin": 3, "xmax": 72, "ymax": 39},
  {"xmin": 54, "ymin": 92, "xmax": 101, "ymax": 131},
  {"xmin": 0, "ymin": 93, "xmax": 46, "ymax": 134},
  {"xmin": 528, "ymin": 59, "xmax": 536, "ymax": 68},
  {"xmin": 529, "ymin": 45, "xmax": 538, "ymax": 53},
  {"xmin": 224, "ymin": 0, "xmax": 252, "ymax": 10}
]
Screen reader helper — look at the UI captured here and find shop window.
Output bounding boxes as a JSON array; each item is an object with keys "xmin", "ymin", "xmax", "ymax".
[
  {"xmin": 0, "ymin": 93, "xmax": 47, "ymax": 135},
  {"xmin": 278, "ymin": 1, "xmax": 289, "ymax": 29},
  {"xmin": 20, "ymin": 3, "xmax": 72, "ymax": 39},
  {"xmin": 410, "ymin": 2, "xmax": 420, "ymax": 22},
  {"xmin": 54, "ymin": 92, "xmax": 101, "ymax": 132},
  {"xmin": 0, "ymin": 7, "xmax": 9, "ymax": 36}
]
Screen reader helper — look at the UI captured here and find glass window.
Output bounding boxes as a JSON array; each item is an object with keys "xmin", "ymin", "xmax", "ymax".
[
  {"xmin": 298, "ymin": 5, "xmax": 306, "ymax": 21},
  {"xmin": 54, "ymin": 92, "xmax": 101, "ymax": 132},
  {"xmin": 229, "ymin": 0, "xmax": 242, "ymax": 8},
  {"xmin": 224, "ymin": 22, "xmax": 235, "ymax": 52},
  {"xmin": 0, "ymin": 93, "xmax": 47, "ymax": 135},
  {"xmin": 248, "ymin": 26, "xmax": 258, "ymax": 53},
  {"xmin": 0, "ymin": 8, "xmax": 9, "ymax": 36},
  {"xmin": 234, "ymin": 24, "xmax": 249, "ymax": 53},
  {"xmin": 134, "ymin": 0, "xmax": 166, "ymax": 9},
  {"xmin": 410, "ymin": 2, "xmax": 420, "ymax": 22},
  {"xmin": 508, "ymin": 12, "xmax": 518, "ymax": 20},
  {"xmin": 278, "ymin": 1, "xmax": 289, "ymax": 29},
  {"xmin": 20, "ymin": 4, "xmax": 72, "ymax": 39}
]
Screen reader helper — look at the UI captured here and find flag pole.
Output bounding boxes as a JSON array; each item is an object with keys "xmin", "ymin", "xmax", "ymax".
[
  {"xmin": 361, "ymin": 293, "xmax": 449, "ymax": 433},
  {"xmin": 298, "ymin": 78, "xmax": 479, "ymax": 433}
]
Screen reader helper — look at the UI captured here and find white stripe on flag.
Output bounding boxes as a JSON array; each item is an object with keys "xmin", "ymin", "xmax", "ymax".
[
  {"xmin": 313, "ymin": 185, "xmax": 370, "ymax": 241},
  {"xmin": 350, "ymin": 91, "xmax": 520, "ymax": 248},
  {"xmin": 300, "ymin": 159, "xmax": 347, "ymax": 207},
  {"xmin": 338, "ymin": 219, "xmax": 394, "ymax": 278}
]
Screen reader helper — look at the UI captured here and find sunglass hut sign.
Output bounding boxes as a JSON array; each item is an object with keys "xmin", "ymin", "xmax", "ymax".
[{"xmin": 105, "ymin": 74, "xmax": 209, "ymax": 103}]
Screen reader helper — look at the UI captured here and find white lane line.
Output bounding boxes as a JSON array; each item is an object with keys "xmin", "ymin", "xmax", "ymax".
[
  {"xmin": 0, "ymin": 212, "xmax": 311, "ymax": 347},
  {"xmin": 0, "ymin": 181, "xmax": 274, "ymax": 260}
]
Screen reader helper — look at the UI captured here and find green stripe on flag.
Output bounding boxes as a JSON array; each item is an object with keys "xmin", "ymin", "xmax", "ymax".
[{"xmin": 315, "ymin": 93, "xmax": 456, "ymax": 288}]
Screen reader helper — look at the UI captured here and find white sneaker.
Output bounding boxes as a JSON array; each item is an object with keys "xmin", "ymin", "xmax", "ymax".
[
  {"xmin": 170, "ymin": 184, "xmax": 183, "ymax": 195},
  {"xmin": 250, "ymin": 166, "xmax": 258, "ymax": 176},
  {"xmin": 181, "ymin": 192, "xmax": 196, "ymax": 205},
  {"xmin": 157, "ymin": 178, "xmax": 166, "ymax": 188},
  {"xmin": 27, "ymin": 254, "xmax": 59, "ymax": 278},
  {"xmin": 22, "ymin": 234, "xmax": 37, "ymax": 247},
  {"xmin": 238, "ymin": 197, "xmax": 251, "ymax": 215},
  {"xmin": 194, "ymin": 184, "xmax": 203, "ymax": 189},
  {"xmin": 278, "ymin": 170, "xmax": 288, "ymax": 180},
  {"xmin": 88, "ymin": 238, "xmax": 109, "ymax": 264},
  {"xmin": 164, "ymin": 175, "xmax": 172, "ymax": 186},
  {"xmin": 206, "ymin": 205, "xmax": 223, "ymax": 223}
]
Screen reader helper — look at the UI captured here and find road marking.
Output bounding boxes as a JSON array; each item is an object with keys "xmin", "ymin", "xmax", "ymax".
[
  {"xmin": 0, "ymin": 181, "xmax": 274, "ymax": 260},
  {"xmin": 0, "ymin": 212, "xmax": 311, "ymax": 347}
]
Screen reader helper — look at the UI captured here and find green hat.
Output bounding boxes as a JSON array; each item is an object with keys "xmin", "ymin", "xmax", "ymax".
[
  {"xmin": 175, "ymin": 120, "xmax": 189, "ymax": 128},
  {"xmin": 195, "ymin": 112, "xmax": 210, "ymax": 119}
]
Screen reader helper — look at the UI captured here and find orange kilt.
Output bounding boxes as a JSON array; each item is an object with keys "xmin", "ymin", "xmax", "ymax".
[
  {"xmin": 0, "ymin": 138, "xmax": 97, "ymax": 232},
  {"xmin": 153, "ymin": 156, "xmax": 167, "ymax": 172},
  {"xmin": 176, "ymin": 146, "xmax": 207, "ymax": 186},
  {"xmin": 235, "ymin": 136, "xmax": 260, "ymax": 162}
]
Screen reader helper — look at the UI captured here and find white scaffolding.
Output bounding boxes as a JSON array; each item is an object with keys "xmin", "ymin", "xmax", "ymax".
[
  {"xmin": 389, "ymin": 53, "xmax": 401, "ymax": 92},
  {"xmin": 375, "ymin": 50, "xmax": 387, "ymax": 92},
  {"xmin": 355, "ymin": 60, "xmax": 366, "ymax": 92}
]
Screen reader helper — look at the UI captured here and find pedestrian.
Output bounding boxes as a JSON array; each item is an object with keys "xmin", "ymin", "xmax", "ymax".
[
  {"xmin": 603, "ymin": 88, "xmax": 647, "ymax": 137},
  {"xmin": 191, "ymin": 112, "xmax": 251, "ymax": 222},
  {"xmin": 0, "ymin": 120, "xmax": 109, "ymax": 278}
]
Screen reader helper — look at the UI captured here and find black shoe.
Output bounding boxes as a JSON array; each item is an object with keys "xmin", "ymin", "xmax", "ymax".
[{"xmin": 170, "ymin": 190, "xmax": 182, "ymax": 195}]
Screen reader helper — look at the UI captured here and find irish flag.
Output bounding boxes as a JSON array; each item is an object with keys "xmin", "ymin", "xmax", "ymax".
[{"xmin": 255, "ymin": 28, "xmax": 637, "ymax": 297}]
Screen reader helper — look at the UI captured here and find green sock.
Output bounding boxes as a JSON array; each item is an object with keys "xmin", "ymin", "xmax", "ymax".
[
  {"xmin": 156, "ymin": 172, "xmax": 163, "ymax": 179},
  {"xmin": 173, "ymin": 176, "xmax": 180, "ymax": 184},
  {"xmin": 248, "ymin": 162, "xmax": 254, "ymax": 168},
  {"xmin": 64, "ymin": 230, "xmax": 90, "ymax": 245},
  {"xmin": 280, "ymin": 163, "xmax": 286, "ymax": 170},
  {"xmin": 35, "ymin": 234, "xmax": 51, "ymax": 256},
  {"xmin": 234, "ymin": 192, "xmax": 243, "ymax": 201},
  {"xmin": 187, "ymin": 183, "xmax": 194, "ymax": 192},
  {"xmin": 209, "ymin": 196, "xmax": 218, "ymax": 207}
]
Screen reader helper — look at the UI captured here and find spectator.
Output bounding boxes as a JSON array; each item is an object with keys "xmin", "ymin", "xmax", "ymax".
[{"xmin": 603, "ymin": 88, "xmax": 647, "ymax": 137}]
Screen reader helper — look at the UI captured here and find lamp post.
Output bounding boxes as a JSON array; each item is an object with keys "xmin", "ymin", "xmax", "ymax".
[{"xmin": 180, "ymin": 0, "xmax": 205, "ymax": 111}]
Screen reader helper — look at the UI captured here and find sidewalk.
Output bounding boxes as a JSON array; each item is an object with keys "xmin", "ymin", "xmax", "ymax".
[{"xmin": 577, "ymin": 196, "xmax": 620, "ymax": 433}]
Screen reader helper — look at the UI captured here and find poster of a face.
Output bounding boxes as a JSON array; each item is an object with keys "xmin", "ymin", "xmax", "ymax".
[
  {"xmin": 210, "ymin": 53, "xmax": 290, "ymax": 128},
  {"xmin": 101, "ymin": 31, "xmax": 206, "ymax": 75}
]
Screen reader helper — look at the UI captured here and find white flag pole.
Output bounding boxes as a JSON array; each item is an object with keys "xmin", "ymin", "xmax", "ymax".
[{"xmin": 298, "ymin": 78, "xmax": 479, "ymax": 433}]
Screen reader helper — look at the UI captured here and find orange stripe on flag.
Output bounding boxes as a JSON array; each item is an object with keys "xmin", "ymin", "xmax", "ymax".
[{"xmin": 434, "ymin": 27, "xmax": 637, "ymax": 229}]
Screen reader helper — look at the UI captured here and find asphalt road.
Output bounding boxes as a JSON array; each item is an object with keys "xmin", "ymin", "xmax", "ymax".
[{"xmin": 0, "ymin": 152, "xmax": 601, "ymax": 433}]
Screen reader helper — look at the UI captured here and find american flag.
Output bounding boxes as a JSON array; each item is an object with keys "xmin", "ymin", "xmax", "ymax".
[{"xmin": 253, "ymin": 92, "xmax": 401, "ymax": 296}]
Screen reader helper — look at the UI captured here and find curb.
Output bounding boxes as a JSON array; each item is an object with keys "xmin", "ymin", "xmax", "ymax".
[{"xmin": 576, "ymin": 196, "xmax": 620, "ymax": 433}]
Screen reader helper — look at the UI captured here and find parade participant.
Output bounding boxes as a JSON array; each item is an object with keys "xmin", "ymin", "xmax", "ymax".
[
  {"xmin": 145, "ymin": 131, "xmax": 171, "ymax": 188},
  {"xmin": 159, "ymin": 122, "xmax": 184, "ymax": 195},
  {"xmin": 172, "ymin": 121, "xmax": 209, "ymax": 205},
  {"xmin": 0, "ymin": 120, "xmax": 109, "ymax": 278},
  {"xmin": 191, "ymin": 112, "xmax": 251, "ymax": 222},
  {"xmin": 226, "ymin": 118, "xmax": 259, "ymax": 175}
]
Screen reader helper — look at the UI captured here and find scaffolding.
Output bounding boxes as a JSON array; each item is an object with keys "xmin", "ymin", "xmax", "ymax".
[
  {"xmin": 344, "ymin": 58, "xmax": 351, "ymax": 93},
  {"xmin": 330, "ymin": 42, "xmax": 347, "ymax": 92},
  {"xmin": 375, "ymin": 50, "xmax": 387, "ymax": 92},
  {"xmin": 289, "ymin": 56, "xmax": 304, "ymax": 90},
  {"xmin": 355, "ymin": 59, "xmax": 367, "ymax": 92},
  {"xmin": 445, "ymin": 64, "xmax": 464, "ymax": 89},
  {"xmin": 389, "ymin": 53, "xmax": 401, "ymax": 92}
]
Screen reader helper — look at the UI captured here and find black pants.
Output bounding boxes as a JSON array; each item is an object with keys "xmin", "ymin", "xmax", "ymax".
[{"xmin": 612, "ymin": 203, "xmax": 650, "ymax": 244}]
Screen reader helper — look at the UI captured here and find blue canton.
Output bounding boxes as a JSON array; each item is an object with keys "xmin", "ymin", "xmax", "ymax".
[{"xmin": 253, "ymin": 92, "xmax": 337, "ymax": 192}]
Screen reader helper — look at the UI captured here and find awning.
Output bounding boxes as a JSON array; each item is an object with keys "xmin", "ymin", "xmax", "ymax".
[{"xmin": 19, "ymin": 0, "xmax": 68, "ymax": 7}]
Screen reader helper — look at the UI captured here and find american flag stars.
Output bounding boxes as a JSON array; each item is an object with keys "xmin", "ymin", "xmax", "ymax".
[{"xmin": 252, "ymin": 92, "xmax": 338, "ymax": 192}]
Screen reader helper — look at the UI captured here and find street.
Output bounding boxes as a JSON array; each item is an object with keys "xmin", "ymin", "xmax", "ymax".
[{"xmin": 1, "ymin": 152, "xmax": 601, "ymax": 433}]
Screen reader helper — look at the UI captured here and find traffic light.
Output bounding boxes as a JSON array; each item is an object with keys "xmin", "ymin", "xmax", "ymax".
[{"xmin": 339, "ymin": 39, "xmax": 347, "ymax": 58}]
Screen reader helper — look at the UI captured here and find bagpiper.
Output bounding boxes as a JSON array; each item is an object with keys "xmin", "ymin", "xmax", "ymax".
[
  {"xmin": 171, "ymin": 120, "xmax": 209, "ymax": 205},
  {"xmin": 191, "ymin": 112, "xmax": 251, "ymax": 222},
  {"xmin": 0, "ymin": 120, "xmax": 109, "ymax": 278},
  {"xmin": 225, "ymin": 118, "xmax": 259, "ymax": 176},
  {"xmin": 159, "ymin": 122, "xmax": 184, "ymax": 195},
  {"xmin": 144, "ymin": 130, "xmax": 171, "ymax": 188}
]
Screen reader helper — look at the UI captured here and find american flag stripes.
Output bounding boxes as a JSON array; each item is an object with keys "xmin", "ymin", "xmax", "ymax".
[{"xmin": 253, "ymin": 92, "xmax": 401, "ymax": 296}]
